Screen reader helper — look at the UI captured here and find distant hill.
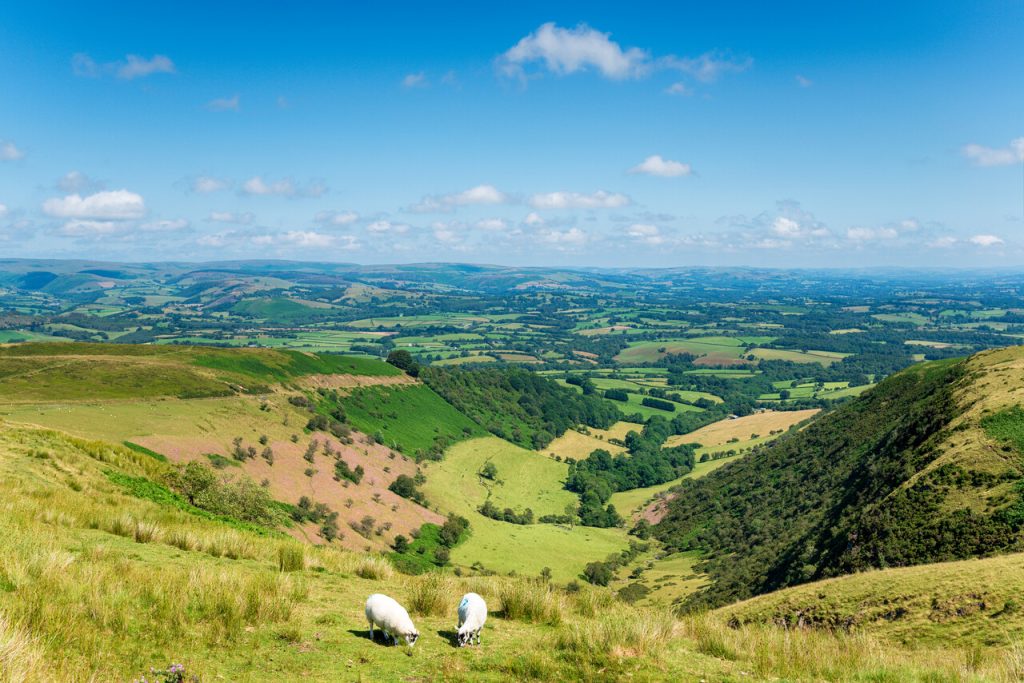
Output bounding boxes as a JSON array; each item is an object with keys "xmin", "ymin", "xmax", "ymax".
[{"xmin": 655, "ymin": 347, "xmax": 1024, "ymax": 609}]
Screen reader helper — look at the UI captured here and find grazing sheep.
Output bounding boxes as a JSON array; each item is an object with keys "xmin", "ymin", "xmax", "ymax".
[
  {"xmin": 365, "ymin": 593, "xmax": 419, "ymax": 647},
  {"xmin": 456, "ymin": 592, "xmax": 487, "ymax": 647}
]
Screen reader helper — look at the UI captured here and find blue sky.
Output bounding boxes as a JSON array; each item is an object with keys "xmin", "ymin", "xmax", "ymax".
[{"xmin": 0, "ymin": 1, "xmax": 1022, "ymax": 267}]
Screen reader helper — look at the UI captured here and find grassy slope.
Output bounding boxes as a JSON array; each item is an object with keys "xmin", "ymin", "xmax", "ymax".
[
  {"xmin": 419, "ymin": 437, "xmax": 628, "ymax": 581},
  {"xmin": 3, "ymin": 422, "xmax": 1024, "ymax": 681},
  {"xmin": 721, "ymin": 552, "xmax": 1024, "ymax": 648},
  {"xmin": 655, "ymin": 350, "xmax": 1024, "ymax": 609},
  {"xmin": 340, "ymin": 384, "xmax": 485, "ymax": 455},
  {"xmin": 0, "ymin": 342, "xmax": 399, "ymax": 401}
]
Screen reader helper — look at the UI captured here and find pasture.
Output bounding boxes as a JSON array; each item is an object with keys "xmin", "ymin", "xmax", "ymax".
[
  {"xmin": 665, "ymin": 409, "xmax": 821, "ymax": 449},
  {"xmin": 419, "ymin": 437, "xmax": 630, "ymax": 580}
]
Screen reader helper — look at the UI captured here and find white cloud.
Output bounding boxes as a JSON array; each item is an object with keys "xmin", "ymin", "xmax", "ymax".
[
  {"xmin": 626, "ymin": 223, "xmax": 665, "ymax": 245},
  {"xmin": 57, "ymin": 171, "xmax": 102, "ymax": 193},
  {"xmin": 529, "ymin": 190, "xmax": 630, "ymax": 210},
  {"xmin": 402, "ymin": 72, "xmax": 427, "ymax": 88},
  {"xmin": 315, "ymin": 210, "xmax": 360, "ymax": 226},
  {"xmin": 192, "ymin": 176, "xmax": 229, "ymax": 193},
  {"xmin": 664, "ymin": 82, "xmax": 693, "ymax": 96},
  {"xmin": 140, "ymin": 219, "xmax": 189, "ymax": 232},
  {"xmin": 963, "ymin": 138, "xmax": 1024, "ymax": 167},
  {"xmin": 197, "ymin": 233, "xmax": 230, "ymax": 247},
  {"xmin": 969, "ymin": 234, "xmax": 1004, "ymax": 247},
  {"xmin": 0, "ymin": 203, "xmax": 8, "ymax": 219},
  {"xmin": 208, "ymin": 211, "xmax": 254, "ymax": 225},
  {"xmin": 523, "ymin": 212, "xmax": 544, "ymax": 226},
  {"xmin": 537, "ymin": 227, "xmax": 587, "ymax": 247},
  {"xmin": 0, "ymin": 141, "xmax": 24, "ymax": 161},
  {"xmin": 929, "ymin": 236, "xmax": 958, "ymax": 248},
  {"xmin": 71, "ymin": 53, "xmax": 99, "ymax": 78},
  {"xmin": 499, "ymin": 23, "xmax": 650, "ymax": 80},
  {"xmin": 59, "ymin": 220, "xmax": 120, "ymax": 237},
  {"xmin": 279, "ymin": 230, "xmax": 337, "ymax": 248},
  {"xmin": 366, "ymin": 220, "xmax": 408, "ymax": 234},
  {"xmin": 661, "ymin": 52, "xmax": 753, "ymax": 82},
  {"xmin": 206, "ymin": 95, "xmax": 240, "ymax": 112},
  {"xmin": 411, "ymin": 184, "xmax": 508, "ymax": 212},
  {"xmin": 117, "ymin": 54, "xmax": 176, "ymax": 80},
  {"xmin": 72, "ymin": 53, "xmax": 175, "ymax": 80},
  {"xmin": 42, "ymin": 190, "xmax": 145, "ymax": 220},
  {"xmin": 846, "ymin": 226, "xmax": 897, "ymax": 242},
  {"xmin": 629, "ymin": 155, "xmax": 692, "ymax": 177},
  {"xmin": 475, "ymin": 218, "xmax": 507, "ymax": 231},
  {"xmin": 795, "ymin": 74, "xmax": 813, "ymax": 88},
  {"xmin": 241, "ymin": 176, "xmax": 325, "ymax": 198}
]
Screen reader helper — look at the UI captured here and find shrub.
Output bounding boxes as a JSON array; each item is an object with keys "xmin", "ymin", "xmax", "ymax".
[
  {"xmin": 278, "ymin": 545, "xmax": 306, "ymax": 572},
  {"xmin": 497, "ymin": 579, "xmax": 563, "ymax": 625},
  {"xmin": 408, "ymin": 573, "xmax": 453, "ymax": 616}
]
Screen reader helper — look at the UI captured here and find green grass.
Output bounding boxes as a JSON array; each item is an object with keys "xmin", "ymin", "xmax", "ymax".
[
  {"xmin": 340, "ymin": 385, "xmax": 484, "ymax": 456},
  {"xmin": 749, "ymin": 348, "xmax": 849, "ymax": 365},
  {"xmin": 2, "ymin": 412, "xmax": 1024, "ymax": 680},
  {"xmin": 981, "ymin": 405, "xmax": 1024, "ymax": 453},
  {"xmin": 122, "ymin": 441, "xmax": 167, "ymax": 462},
  {"xmin": 419, "ymin": 437, "xmax": 629, "ymax": 581},
  {"xmin": 0, "ymin": 343, "xmax": 400, "ymax": 402}
]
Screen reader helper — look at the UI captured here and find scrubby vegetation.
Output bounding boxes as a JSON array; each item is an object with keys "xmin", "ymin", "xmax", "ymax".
[
  {"xmin": 654, "ymin": 357, "xmax": 993, "ymax": 609},
  {"xmin": 421, "ymin": 366, "xmax": 621, "ymax": 449}
]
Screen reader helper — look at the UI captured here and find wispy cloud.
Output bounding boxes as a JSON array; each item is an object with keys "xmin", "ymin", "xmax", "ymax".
[
  {"xmin": 969, "ymin": 234, "xmax": 1004, "ymax": 247},
  {"xmin": 529, "ymin": 190, "xmax": 630, "ymax": 210},
  {"xmin": 206, "ymin": 95, "xmax": 240, "ymax": 112},
  {"xmin": 0, "ymin": 141, "xmax": 24, "ymax": 161},
  {"xmin": 208, "ymin": 211, "xmax": 254, "ymax": 225},
  {"xmin": 402, "ymin": 72, "xmax": 427, "ymax": 88},
  {"xmin": 72, "ymin": 53, "xmax": 176, "ymax": 80},
  {"xmin": 410, "ymin": 184, "xmax": 509, "ymax": 213},
  {"xmin": 315, "ymin": 210, "xmax": 360, "ymax": 226},
  {"xmin": 240, "ymin": 176, "xmax": 325, "ymax": 198},
  {"xmin": 963, "ymin": 138, "xmax": 1024, "ymax": 167},
  {"xmin": 191, "ymin": 176, "xmax": 230, "ymax": 193},
  {"xmin": 795, "ymin": 74, "xmax": 813, "ymax": 88}
]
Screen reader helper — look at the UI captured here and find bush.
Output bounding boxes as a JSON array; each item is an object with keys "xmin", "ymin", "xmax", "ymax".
[
  {"xmin": 278, "ymin": 545, "xmax": 306, "ymax": 572},
  {"xmin": 583, "ymin": 561, "xmax": 614, "ymax": 586},
  {"xmin": 388, "ymin": 474, "xmax": 428, "ymax": 506}
]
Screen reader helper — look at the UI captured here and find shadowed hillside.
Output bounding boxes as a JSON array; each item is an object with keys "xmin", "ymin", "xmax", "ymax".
[{"xmin": 655, "ymin": 348, "xmax": 1024, "ymax": 609}]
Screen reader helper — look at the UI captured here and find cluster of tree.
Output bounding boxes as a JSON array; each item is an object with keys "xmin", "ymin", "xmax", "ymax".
[
  {"xmin": 388, "ymin": 473, "xmax": 428, "ymax": 506},
  {"xmin": 478, "ymin": 499, "xmax": 534, "ymax": 525},
  {"xmin": 651, "ymin": 358, "xmax": 996, "ymax": 610},
  {"xmin": 164, "ymin": 461, "xmax": 282, "ymax": 526},
  {"xmin": 420, "ymin": 366, "xmax": 620, "ymax": 449},
  {"xmin": 641, "ymin": 396, "xmax": 675, "ymax": 412},
  {"xmin": 582, "ymin": 540, "xmax": 650, "ymax": 586},
  {"xmin": 333, "ymin": 458, "xmax": 364, "ymax": 484},
  {"xmin": 291, "ymin": 496, "xmax": 341, "ymax": 541},
  {"xmin": 604, "ymin": 388, "xmax": 629, "ymax": 402},
  {"xmin": 386, "ymin": 349, "xmax": 420, "ymax": 376}
]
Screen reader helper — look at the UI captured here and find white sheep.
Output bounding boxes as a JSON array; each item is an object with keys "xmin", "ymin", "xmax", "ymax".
[
  {"xmin": 365, "ymin": 593, "xmax": 419, "ymax": 647},
  {"xmin": 456, "ymin": 592, "xmax": 487, "ymax": 647}
]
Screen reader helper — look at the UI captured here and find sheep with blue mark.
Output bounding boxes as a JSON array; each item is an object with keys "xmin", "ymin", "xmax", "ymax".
[{"xmin": 456, "ymin": 592, "xmax": 487, "ymax": 647}]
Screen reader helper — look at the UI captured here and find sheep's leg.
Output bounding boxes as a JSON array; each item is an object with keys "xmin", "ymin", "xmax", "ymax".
[{"xmin": 368, "ymin": 620, "xmax": 375, "ymax": 641}]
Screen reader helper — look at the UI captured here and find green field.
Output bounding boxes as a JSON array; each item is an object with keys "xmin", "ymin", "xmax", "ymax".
[
  {"xmin": 340, "ymin": 385, "xmax": 484, "ymax": 456},
  {"xmin": 419, "ymin": 437, "xmax": 629, "ymax": 580},
  {"xmin": 749, "ymin": 347, "xmax": 850, "ymax": 365}
]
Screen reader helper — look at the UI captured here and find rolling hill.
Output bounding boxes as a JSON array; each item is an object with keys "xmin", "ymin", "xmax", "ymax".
[{"xmin": 654, "ymin": 347, "xmax": 1024, "ymax": 609}]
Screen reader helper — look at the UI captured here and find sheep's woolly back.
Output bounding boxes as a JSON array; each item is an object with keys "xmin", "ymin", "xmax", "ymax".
[
  {"xmin": 365, "ymin": 593, "xmax": 417, "ymax": 637},
  {"xmin": 457, "ymin": 592, "xmax": 488, "ymax": 634}
]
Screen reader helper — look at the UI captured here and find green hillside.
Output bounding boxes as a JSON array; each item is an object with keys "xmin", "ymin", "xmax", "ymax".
[
  {"xmin": 5, "ymin": 419, "xmax": 1024, "ymax": 681},
  {"xmin": 655, "ymin": 349, "xmax": 1024, "ymax": 609},
  {"xmin": 0, "ymin": 342, "xmax": 399, "ymax": 400}
]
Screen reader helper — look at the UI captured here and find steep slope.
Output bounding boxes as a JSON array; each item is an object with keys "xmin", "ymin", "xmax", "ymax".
[
  {"xmin": 655, "ymin": 348, "xmax": 1024, "ymax": 609},
  {"xmin": 718, "ymin": 551, "xmax": 1024, "ymax": 647}
]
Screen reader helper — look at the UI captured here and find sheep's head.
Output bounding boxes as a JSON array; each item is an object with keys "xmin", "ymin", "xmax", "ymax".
[
  {"xmin": 404, "ymin": 630, "xmax": 419, "ymax": 647},
  {"xmin": 457, "ymin": 629, "xmax": 469, "ymax": 647}
]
